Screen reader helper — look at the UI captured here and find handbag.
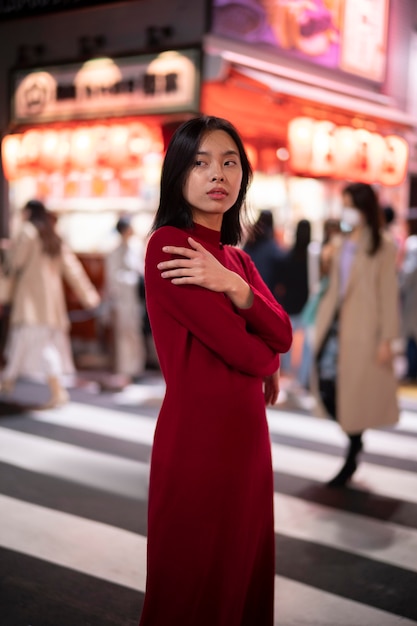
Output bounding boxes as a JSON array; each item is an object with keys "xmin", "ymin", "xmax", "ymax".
[{"xmin": 317, "ymin": 313, "xmax": 339, "ymax": 420}]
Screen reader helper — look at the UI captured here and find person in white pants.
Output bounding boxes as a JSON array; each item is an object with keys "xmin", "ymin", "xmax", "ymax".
[{"xmin": 105, "ymin": 215, "xmax": 146, "ymax": 384}]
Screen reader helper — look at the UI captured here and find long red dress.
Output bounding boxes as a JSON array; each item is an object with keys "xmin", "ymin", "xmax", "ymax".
[{"xmin": 139, "ymin": 222, "xmax": 292, "ymax": 626}]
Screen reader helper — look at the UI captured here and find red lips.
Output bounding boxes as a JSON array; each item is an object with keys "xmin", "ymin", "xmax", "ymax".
[{"xmin": 207, "ymin": 187, "xmax": 228, "ymax": 198}]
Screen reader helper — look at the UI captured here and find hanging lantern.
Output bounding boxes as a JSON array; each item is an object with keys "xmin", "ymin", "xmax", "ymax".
[
  {"xmin": 347, "ymin": 129, "xmax": 387, "ymax": 183},
  {"xmin": 333, "ymin": 126, "xmax": 357, "ymax": 178},
  {"xmin": 349, "ymin": 128, "xmax": 373, "ymax": 182},
  {"xmin": 362, "ymin": 132, "xmax": 386, "ymax": 183},
  {"xmin": 288, "ymin": 117, "xmax": 315, "ymax": 172},
  {"xmin": 20, "ymin": 129, "xmax": 43, "ymax": 169},
  {"xmin": 128, "ymin": 122, "xmax": 154, "ymax": 165},
  {"xmin": 107, "ymin": 124, "xmax": 129, "ymax": 169},
  {"xmin": 70, "ymin": 127, "xmax": 95, "ymax": 170},
  {"xmin": 39, "ymin": 130, "xmax": 60, "ymax": 170},
  {"xmin": 94, "ymin": 125, "xmax": 111, "ymax": 167},
  {"xmin": 55, "ymin": 130, "xmax": 71, "ymax": 170},
  {"xmin": 1, "ymin": 134, "xmax": 22, "ymax": 180},
  {"xmin": 378, "ymin": 135, "xmax": 409, "ymax": 186},
  {"xmin": 310, "ymin": 120, "xmax": 336, "ymax": 176}
]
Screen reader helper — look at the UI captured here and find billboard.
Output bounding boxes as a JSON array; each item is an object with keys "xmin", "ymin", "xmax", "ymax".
[{"xmin": 212, "ymin": 0, "xmax": 390, "ymax": 82}]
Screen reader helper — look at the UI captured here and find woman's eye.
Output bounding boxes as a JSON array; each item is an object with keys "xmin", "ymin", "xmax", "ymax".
[
  {"xmin": 195, "ymin": 160, "xmax": 206, "ymax": 167},
  {"xmin": 225, "ymin": 160, "xmax": 237, "ymax": 166}
]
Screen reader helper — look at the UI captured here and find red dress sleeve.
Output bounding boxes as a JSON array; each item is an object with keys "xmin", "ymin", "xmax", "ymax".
[
  {"xmin": 145, "ymin": 227, "xmax": 292, "ymax": 379},
  {"xmin": 229, "ymin": 247, "xmax": 292, "ymax": 353}
]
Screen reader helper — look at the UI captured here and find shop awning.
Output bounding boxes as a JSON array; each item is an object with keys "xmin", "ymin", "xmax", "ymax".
[
  {"xmin": 201, "ymin": 67, "xmax": 409, "ymax": 185},
  {"xmin": 203, "ymin": 34, "xmax": 417, "ymax": 134}
]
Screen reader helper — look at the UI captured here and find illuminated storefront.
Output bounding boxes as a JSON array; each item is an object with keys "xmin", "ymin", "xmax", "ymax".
[
  {"xmin": 1, "ymin": 48, "xmax": 201, "ymax": 251},
  {"xmin": 203, "ymin": 0, "xmax": 412, "ymax": 243}
]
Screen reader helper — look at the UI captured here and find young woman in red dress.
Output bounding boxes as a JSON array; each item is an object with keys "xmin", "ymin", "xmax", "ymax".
[{"xmin": 139, "ymin": 116, "xmax": 292, "ymax": 625}]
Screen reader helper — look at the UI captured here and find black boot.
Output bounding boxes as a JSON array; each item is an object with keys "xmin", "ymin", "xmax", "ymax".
[{"xmin": 327, "ymin": 434, "xmax": 363, "ymax": 488}]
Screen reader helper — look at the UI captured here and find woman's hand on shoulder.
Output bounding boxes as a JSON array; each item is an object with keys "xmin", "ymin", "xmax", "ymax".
[{"xmin": 157, "ymin": 237, "xmax": 254, "ymax": 308}]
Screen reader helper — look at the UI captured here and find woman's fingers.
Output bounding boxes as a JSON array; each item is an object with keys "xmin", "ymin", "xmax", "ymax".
[
  {"xmin": 161, "ymin": 245, "xmax": 193, "ymax": 256},
  {"xmin": 157, "ymin": 238, "xmax": 230, "ymax": 291},
  {"xmin": 187, "ymin": 237, "xmax": 206, "ymax": 252}
]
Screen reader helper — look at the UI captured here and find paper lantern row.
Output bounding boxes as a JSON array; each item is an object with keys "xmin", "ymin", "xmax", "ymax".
[
  {"xmin": 288, "ymin": 117, "xmax": 409, "ymax": 186},
  {"xmin": 1, "ymin": 122, "xmax": 163, "ymax": 180}
]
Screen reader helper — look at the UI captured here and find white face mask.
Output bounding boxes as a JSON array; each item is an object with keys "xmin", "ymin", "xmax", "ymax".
[{"xmin": 341, "ymin": 206, "xmax": 362, "ymax": 232}]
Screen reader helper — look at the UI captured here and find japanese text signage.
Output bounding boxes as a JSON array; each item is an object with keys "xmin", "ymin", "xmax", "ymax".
[{"xmin": 11, "ymin": 49, "xmax": 201, "ymax": 124}]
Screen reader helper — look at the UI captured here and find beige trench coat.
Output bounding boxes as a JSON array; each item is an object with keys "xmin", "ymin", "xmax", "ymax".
[
  {"xmin": 8, "ymin": 222, "xmax": 100, "ymax": 331},
  {"xmin": 311, "ymin": 230, "xmax": 399, "ymax": 434}
]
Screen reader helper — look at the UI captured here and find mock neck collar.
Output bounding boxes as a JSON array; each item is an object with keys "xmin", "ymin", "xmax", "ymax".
[{"xmin": 186, "ymin": 222, "xmax": 223, "ymax": 248}]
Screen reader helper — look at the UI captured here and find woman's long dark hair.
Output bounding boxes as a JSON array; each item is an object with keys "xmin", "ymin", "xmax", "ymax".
[
  {"xmin": 24, "ymin": 199, "xmax": 62, "ymax": 257},
  {"xmin": 151, "ymin": 115, "xmax": 252, "ymax": 245},
  {"xmin": 343, "ymin": 182, "xmax": 382, "ymax": 255}
]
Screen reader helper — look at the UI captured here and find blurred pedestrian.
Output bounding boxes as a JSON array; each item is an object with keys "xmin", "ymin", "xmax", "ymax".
[
  {"xmin": 105, "ymin": 215, "xmax": 146, "ymax": 384},
  {"xmin": 278, "ymin": 219, "xmax": 311, "ymax": 387},
  {"xmin": 0, "ymin": 199, "xmax": 100, "ymax": 408},
  {"xmin": 140, "ymin": 115, "xmax": 292, "ymax": 625},
  {"xmin": 243, "ymin": 209, "xmax": 284, "ymax": 294},
  {"xmin": 312, "ymin": 183, "xmax": 399, "ymax": 487},
  {"xmin": 300, "ymin": 218, "xmax": 341, "ymax": 389},
  {"xmin": 399, "ymin": 209, "xmax": 417, "ymax": 384},
  {"xmin": 382, "ymin": 204, "xmax": 403, "ymax": 264}
]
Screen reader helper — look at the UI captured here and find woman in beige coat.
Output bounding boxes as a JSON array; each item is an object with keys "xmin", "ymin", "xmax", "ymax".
[
  {"xmin": 312, "ymin": 183, "xmax": 399, "ymax": 487},
  {"xmin": 1, "ymin": 199, "xmax": 100, "ymax": 408}
]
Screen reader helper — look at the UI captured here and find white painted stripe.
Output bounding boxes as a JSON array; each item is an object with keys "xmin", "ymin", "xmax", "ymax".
[
  {"xmin": 274, "ymin": 575, "xmax": 417, "ymax": 626},
  {"xmin": 2, "ymin": 418, "xmax": 417, "ymax": 506},
  {"xmin": 272, "ymin": 444, "xmax": 417, "ymax": 504},
  {"xmin": 31, "ymin": 401, "xmax": 157, "ymax": 446},
  {"xmin": 111, "ymin": 382, "xmax": 165, "ymax": 406},
  {"xmin": 1, "ymin": 495, "xmax": 414, "ymax": 626},
  {"xmin": 0, "ymin": 494, "xmax": 147, "ymax": 591},
  {"xmin": 396, "ymin": 410, "xmax": 417, "ymax": 434},
  {"xmin": 274, "ymin": 493, "xmax": 417, "ymax": 572},
  {"xmin": 0, "ymin": 428, "xmax": 149, "ymax": 499},
  {"xmin": 267, "ymin": 410, "xmax": 417, "ymax": 462},
  {"xmin": 1, "ymin": 425, "xmax": 415, "ymax": 573}
]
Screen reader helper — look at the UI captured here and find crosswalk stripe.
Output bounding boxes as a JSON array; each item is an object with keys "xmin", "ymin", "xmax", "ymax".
[
  {"xmin": 30, "ymin": 401, "xmax": 157, "ymax": 445},
  {"xmin": 1, "ymin": 386, "xmax": 417, "ymax": 625},
  {"xmin": 274, "ymin": 493, "xmax": 417, "ymax": 572},
  {"xmin": 2, "ymin": 422, "xmax": 417, "ymax": 574},
  {"xmin": 272, "ymin": 444, "xmax": 417, "ymax": 504},
  {"xmin": 268, "ymin": 409, "xmax": 417, "ymax": 462},
  {"xmin": 2, "ymin": 410, "xmax": 417, "ymax": 505},
  {"xmin": 2, "ymin": 493, "xmax": 416, "ymax": 626},
  {"xmin": 0, "ymin": 427, "xmax": 149, "ymax": 499},
  {"xmin": 274, "ymin": 576, "xmax": 417, "ymax": 626},
  {"xmin": 0, "ymin": 493, "xmax": 147, "ymax": 591}
]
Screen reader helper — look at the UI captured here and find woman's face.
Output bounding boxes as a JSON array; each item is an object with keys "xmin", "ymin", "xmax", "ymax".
[{"xmin": 183, "ymin": 130, "xmax": 243, "ymax": 229}]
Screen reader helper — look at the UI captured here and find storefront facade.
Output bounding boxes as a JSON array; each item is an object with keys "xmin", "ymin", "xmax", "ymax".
[
  {"xmin": 201, "ymin": 0, "xmax": 417, "ymax": 244},
  {"xmin": 1, "ymin": 0, "xmax": 417, "ymax": 244},
  {"xmin": 2, "ymin": 49, "xmax": 201, "ymax": 250},
  {"xmin": 0, "ymin": 0, "xmax": 417, "ymax": 359},
  {"xmin": 0, "ymin": 0, "xmax": 208, "ymax": 362}
]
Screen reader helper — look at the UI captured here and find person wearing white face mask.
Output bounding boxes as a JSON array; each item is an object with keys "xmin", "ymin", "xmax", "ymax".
[
  {"xmin": 340, "ymin": 205, "xmax": 363, "ymax": 232},
  {"xmin": 311, "ymin": 182, "xmax": 399, "ymax": 487}
]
